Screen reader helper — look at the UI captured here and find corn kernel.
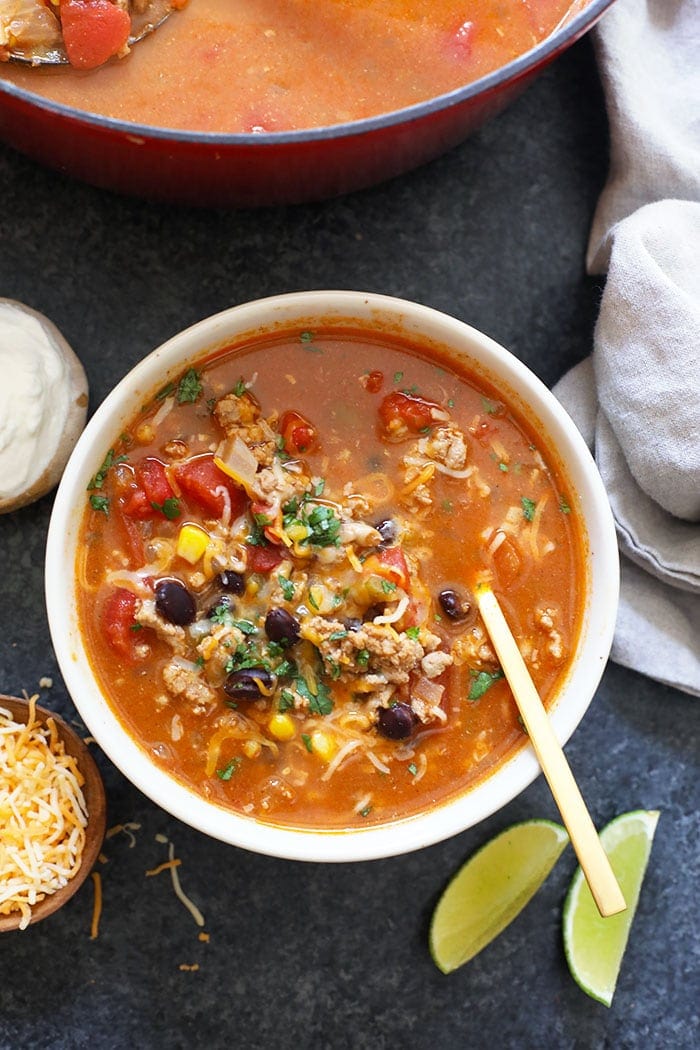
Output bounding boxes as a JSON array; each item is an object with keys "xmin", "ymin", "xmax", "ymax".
[
  {"xmin": 268, "ymin": 713, "xmax": 296, "ymax": 741},
  {"xmin": 310, "ymin": 730, "xmax": 337, "ymax": 763},
  {"xmin": 135, "ymin": 423, "xmax": 154, "ymax": 445},
  {"xmin": 287, "ymin": 522, "xmax": 309, "ymax": 542},
  {"xmin": 176, "ymin": 523, "xmax": 210, "ymax": 564}
]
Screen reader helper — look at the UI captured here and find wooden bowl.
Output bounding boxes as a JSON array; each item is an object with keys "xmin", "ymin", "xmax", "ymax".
[{"xmin": 0, "ymin": 695, "xmax": 106, "ymax": 932}]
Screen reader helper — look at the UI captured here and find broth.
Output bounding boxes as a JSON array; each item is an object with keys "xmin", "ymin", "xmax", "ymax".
[{"xmin": 4, "ymin": 1, "xmax": 579, "ymax": 132}]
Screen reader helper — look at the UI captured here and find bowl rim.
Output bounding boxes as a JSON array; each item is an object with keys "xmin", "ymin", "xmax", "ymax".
[
  {"xmin": 0, "ymin": 0, "xmax": 615, "ymax": 144},
  {"xmin": 45, "ymin": 290, "xmax": 619, "ymax": 862}
]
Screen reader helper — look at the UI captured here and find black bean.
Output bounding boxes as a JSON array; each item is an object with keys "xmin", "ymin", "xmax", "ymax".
[
  {"xmin": 154, "ymin": 579, "xmax": 196, "ymax": 626},
  {"xmin": 377, "ymin": 703, "xmax": 415, "ymax": 740},
  {"xmin": 374, "ymin": 518, "xmax": 397, "ymax": 546},
  {"xmin": 363, "ymin": 604, "xmax": 385, "ymax": 622},
  {"xmin": 224, "ymin": 667, "xmax": 274, "ymax": 702},
  {"xmin": 217, "ymin": 570, "xmax": 245, "ymax": 595},
  {"xmin": 265, "ymin": 607, "xmax": 300, "ymax": 646},
  {"xmin": 438, "ymin": 588, "xmax": 471, "ymax": 622},
  {"xmin": 342, "ymin": 617, "xmax": 363, "ymax": 633}
]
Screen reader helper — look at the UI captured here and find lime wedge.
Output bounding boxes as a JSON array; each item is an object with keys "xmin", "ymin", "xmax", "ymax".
[
  {"xmin": 563, "ymin": 809, "xmax": 660, "ymax": 1007},
  {"xmin": 429, "ymin": 819, "xmax": 569, "ymax": 973}
]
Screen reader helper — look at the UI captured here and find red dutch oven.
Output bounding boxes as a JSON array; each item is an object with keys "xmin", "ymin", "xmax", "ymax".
[{"xmin": 0, "ymin": 0, "xmax": 614, "ymax": 207}]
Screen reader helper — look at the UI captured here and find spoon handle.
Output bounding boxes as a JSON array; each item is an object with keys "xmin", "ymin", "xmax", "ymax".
[{"xmin": 476, "ymin": 588, "xmax": 626, "ymax": 918}]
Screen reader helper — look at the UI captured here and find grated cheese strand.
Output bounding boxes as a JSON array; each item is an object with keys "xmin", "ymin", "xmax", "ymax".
[
  {"xmin": 0, "ymin": 697, "xmax": 88, "ymax": 930},
  {"xmin": 90, "ymin": 871, "xmax": 102, "ymax": 940}
]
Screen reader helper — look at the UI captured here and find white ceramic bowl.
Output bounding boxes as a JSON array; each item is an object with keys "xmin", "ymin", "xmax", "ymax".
[{"xmin": 46, "ymin": 291, "xmax": 619, "ymax": 862}]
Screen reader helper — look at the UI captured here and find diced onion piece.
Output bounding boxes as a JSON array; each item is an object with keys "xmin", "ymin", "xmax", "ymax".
[
  {"xmin": 152, "ymin": 395, "xmax": 175, "ymax": 428},
  {"xmin": 214, "ymin": 435, "xmax": 258, "ymax": 496},
  {"xmin": 412, "ymin": 675, "xmax": 445, "ymax": 707}
]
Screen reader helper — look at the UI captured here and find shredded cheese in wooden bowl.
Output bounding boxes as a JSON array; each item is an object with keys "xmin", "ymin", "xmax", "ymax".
[{"xmin": 0, "ymin": 694, "xmax": 106, "ymax": 932}]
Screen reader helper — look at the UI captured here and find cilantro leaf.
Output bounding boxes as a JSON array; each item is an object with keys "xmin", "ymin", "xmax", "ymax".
[
  {"xmin": 177, "ymin": 368, "xmax": 203, "ymax": 404},
  {"xmin": 521, "ymin": 497, "xmax": 537, "ymax": 522},
  {"xmin": 89, "ymin": 494, "xmax": 109, "ymax": 515},
  {"xmin": 216, "ymin": 757, "xmax": 241, "ymax": 780},
  {"xmin": 468, "ymin": 669, "xmax": 504, "ymax": 701},
  {"xmin": 150, "ymin": 497, "xmax": 181, "ymax": 520}
]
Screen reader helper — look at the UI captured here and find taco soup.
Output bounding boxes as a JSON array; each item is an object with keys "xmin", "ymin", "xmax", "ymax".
[
  {"xmin": 76, "ymin": 326, "xmax": 585, "ymax": 829},
  {"xmin": 3, "ymin": 1, "xmax": 583, "ymax": 132}
]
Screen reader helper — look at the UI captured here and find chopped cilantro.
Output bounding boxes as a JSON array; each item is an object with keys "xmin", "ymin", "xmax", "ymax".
[
  {"xmin": 418, "ymin": 426, "xmax": 432, "ymax": 435},
  {"xmin": 559, "ymin": 497, "xmax": 571, "ymax": 514},
  {"xmin": 211, "ymin": 603, "xmax": 235, "ymax": 626},
  {"xmin": 356, "ymin": 649, "xmax": 370, "ymax": 668},
  {"xmin": 405, "ymin": 626, "xmax": 420, "ymax": 641},
  {"xmin": 447, "ymin": 398, "xmax": 455, "ymax": 408},
  {"xmin": 304, "ymin": 504, "xmax": 341, "ymax": 547},
  {"xmin": 216, "ymin": 757, "xmax": 241, "ymax": 780},
  {"xmin": 468, "ymin": 669, "xmax": 504, "ymax": 701},
  {"xmin": 407, "ymin": 762, "xmax": 418, "ymax": 776},
  {"xmin": 441, "ymin": 498, "xmax": 453, "ymax": 513},
  {"xmin": 275, "ymin": 434, "xmax": 290, "ymax": 462},
  {"xmin": 294, "ymin": 676, "xmax": 334, "ymax": 715},
  {"xmin": 325, "ymin": 658, "xmax": 342, "ymax": 681},
  {"xmin": 274, "ymin": 658, "xmax": 297, "ymax": 679},
  {"xmin": 393, "ymin": 371, "xmax": 404, "ymax": 383},
  {"xmin": 481, "ymin": 396, "xmax": 497, "ymax": 415},
  {"xmin": 380, "ymin": 579, "xmax": 397, "ymax": 594},
  {"xmin": 301, "ymin": 733, "xmax": 313, "ymax": 752},
  {"xmin": 87, "ymin": 449, "xmax": 126, "ymax": 491},
  {"xmin": 154, "ymin": 381, "xmax": 176, "ymax": 402},
  {"xmin": 89, "ymin": 494, "xmax": 109, "ymax": 515},
  {"xmin": 278, "ymin": 575, "xmax": 295, "ymax": 601},
  {"xmin": 233, "ymin": 619, "xmax": 257, "ymax": 636},
  {"xmin": 300, "ymin": 331, "xmax": 321, "ymax": 352},
  {"xmin": 313, "ymin": 478, "xmax": 326, "ymax": 497},
  {"xmin": 177, "ymin": 368, "xmax": 203, "ymax": 404},
  {"xmin": 248, "ymin": 512, "xmax": 272, "ymax": 547},
  {"xmin": 195, "ymin": 655, "xmax": 205, "ymax": 668},
  {"xmin": 129, "ymin": 623, "xmax": 143, "ymax": 632},
  {"xmin": 498, "ymin": 462, "xmax": 509, "ymax": 472},
  {"xmin": 359, "ymin": 805, "xmax": 372, "ymax": 818},
  {"xmin": 279, "ymin": 690, "xmax": 296, "ymax": 712},
  {"xmin": 328, "ymin": 630, "xmax": 348, "ymax": 642},
  {"xmin": 232, "ymin": 378, "xmax": 247, "ymax": 397},
  {"xmin": 150, "ymin": 497, "xmax": 181, "ymax": 520},
  {"xmin": 521, "ymin": 497, "xmax": 537, "ymax": 522}
]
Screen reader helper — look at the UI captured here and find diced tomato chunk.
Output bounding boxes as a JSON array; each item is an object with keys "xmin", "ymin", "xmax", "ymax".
[
  {"xmin": 363, "ymin": 547, "xmax": 411, "ymax": 592},
  {"xmin": 173, "ymin": 454, "xmax": 248, "ymax": 519},
  {"xmin": 363, "ymin": 370, "xmax": 384, "ymax": 394},
  {"xmin": 246, "ymin": 544, "xmax": 284, "ymax": 574},
  {"xmin": 102, "ymin": 587, "xmax": 138, "ymax": 658},
  {"xmin": 122, "ymin": 458, "xmax": 176, "ymax": 519},
  {"xmin": 378, "ymin": 392, "xmax": 440, "ymax": 434},
  {"xmin": 60, "ymin": 0, "xmax": 131, "ymax": 71},
  {"xmin": 280, "ymin": 410, "xmax": 318, "ymax": 456}
]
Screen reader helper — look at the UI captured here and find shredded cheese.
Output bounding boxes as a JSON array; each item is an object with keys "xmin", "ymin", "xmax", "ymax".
[
  {"xmin": 89, "ymin": 871, "xmax": 102, "ymax": 940},
  {"xmin": 0, "ymin": 697, "xmax": 89, "ymax": 930},
  {"xmin": 148, "ymin": 836, "xmax": 206, "ymax": 928}
]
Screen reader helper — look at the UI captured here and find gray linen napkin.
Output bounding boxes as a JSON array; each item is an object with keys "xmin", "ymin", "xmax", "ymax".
[{"xmin": 553, "ymin": 0, "xmax": 700, "ymax": 696}]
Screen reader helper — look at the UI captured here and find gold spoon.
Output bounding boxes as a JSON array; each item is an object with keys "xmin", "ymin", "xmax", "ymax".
[
  {"xmin": 6, "ymin": 0, "xmax": 177, "ymax": 67},
  {"xmin": 476, "ymin": 586, "xmax": 627, "ymax": 919}
]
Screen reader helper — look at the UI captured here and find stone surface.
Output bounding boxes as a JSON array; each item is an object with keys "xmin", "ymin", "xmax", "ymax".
[{"xmin": 1, "ymin": 37, "xmax": 698, "ymax": 1050}]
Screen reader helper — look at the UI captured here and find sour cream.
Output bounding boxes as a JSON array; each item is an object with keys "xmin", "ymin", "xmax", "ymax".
[{"xmin": 0, "ymin": 301, "xmax": 86, "ymax": 507}]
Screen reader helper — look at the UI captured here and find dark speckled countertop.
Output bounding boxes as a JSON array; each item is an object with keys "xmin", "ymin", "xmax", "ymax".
[{"xmin": 1, "ymin": 38, "xmax": 698, "ymax": 1050}]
